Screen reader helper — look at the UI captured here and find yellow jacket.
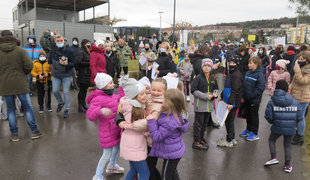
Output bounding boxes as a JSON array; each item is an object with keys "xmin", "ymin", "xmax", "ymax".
[
  {"xmin": 31, "ymin": 59, "xmax": 52, "ymax": 84},
  {"xmin": 173, "ymin": 42, "xmax": 180, "ymax": 64}
]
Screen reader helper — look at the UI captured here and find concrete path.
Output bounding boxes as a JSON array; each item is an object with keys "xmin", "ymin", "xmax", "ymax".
[{"xmin": 0, "ymin": 74, "xmax": 308, "ymax": 180}]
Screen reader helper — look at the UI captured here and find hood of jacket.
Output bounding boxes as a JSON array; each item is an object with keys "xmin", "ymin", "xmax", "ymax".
[
  {"xmin": 86, "ymin": 89, "xmax": 108, "ymax": 105},
  {"xmin": 272, "ymin": 89, "xmax": 293, "ymax": 107},
  {"xmin": 248, "ymin": 66, "xmax": 265, "ymax": 74},
  {"xmin": 89, "ymin": 43, "xmax": 104, "ymax": 53},
  {"xmin": 27, "ymin": 35, "xmax": 37, "ymax": 42},
  {"xmin": 120, "ymin": 97, "xmax": 134, "ymax": 123},
  {"xmin": 301, "ymin": 63, "xmax": 310, "ymax": 74},
  {"xmin": 159, "ymin": 112, "xmax": 188, "ymax": 133},
  {"xmin": 0, "ymin": 36, "xmax": 21, "ymax": 52},
  {"xmin": 115, "ymin": 42, "xmax": 128, "ymax": 47},
  {"xmin": 43, "ymin": 32, "xmax": 50, "ymax": 38},
  {"xmin": 229, "ymin": 46, "xmax": 235, "ymax": 50}
]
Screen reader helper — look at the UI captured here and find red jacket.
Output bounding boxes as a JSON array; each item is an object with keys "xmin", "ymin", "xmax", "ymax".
[{"xmin": 89, "ymin": 44, "xmax": 107, "ymax": 84}]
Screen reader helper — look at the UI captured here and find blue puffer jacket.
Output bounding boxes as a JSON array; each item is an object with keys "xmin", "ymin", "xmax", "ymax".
[
  {"xmin": 265, "ymin": 89, "xmax": 303, "ymax": 135},
  {"xmin": 23, "ymin": 35, "xmax": 43, "ymax": 61},
  {"xmin": 243, "ymin": 67, "xmax": 265, "ymax": 104}
]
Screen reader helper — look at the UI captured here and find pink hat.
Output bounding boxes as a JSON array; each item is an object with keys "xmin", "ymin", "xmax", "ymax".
[
  {"xmin": 215, "ymin": 41, "xmax": 219, "ymax": 45},
  {"xmin": 275, "ymin": 59, "xmax": 290, "ymax": 70}
]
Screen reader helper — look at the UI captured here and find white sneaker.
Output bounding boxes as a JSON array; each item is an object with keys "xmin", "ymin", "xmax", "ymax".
[
  {"xmin": 1, "ymin": 112, "xmax": 8, "ymax": 120},
  {"xmin": 186, "ymin": 96, "xmax": 190, "ymax": 102},
  {"xmin": 264, "ymin": 158, "xmax": 279, "ymax": 166},
  {"xmin": 232, "ymin": 139, "xmax": 237, "ymax": 146},
  {"xmin": 92, "ymin": 175, "xmax": 104, "ymax": 180},
  {"xmin": 106, "ymin": 163, "xmax": 124, "ymax": 174},
  {"xmin": 15, "ymin": 110, "xmax": 24, "ymax": 117},
  {"xmin": 216, "ymin": 138, "xmax": 234, "ymax": 148}
]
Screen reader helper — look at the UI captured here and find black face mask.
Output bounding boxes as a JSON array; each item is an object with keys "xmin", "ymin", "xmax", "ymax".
[
  {"xmin": 103, "ymin": 88, "xmax": 114, "ymax": 96},
  {"xmin": 106, "ymin": 50, "xmax": 111, "ymax": 54},
  {"xmin": 229, "ymin": 65, "xmax": 237, "ymax": 72},
  {"xmin": 87, "ymin": 45, "xmax": 91, "ymax": 48},
  {"xmin": 145, "ymin": 48, "xmax": 149, "ymax": 51},
  {"xmin": 153, "ymin": 36, "xmax": 156, "ymax": 39},
  {"xmin": 298, "ymin": 61, "xmax": 307, "ymax": 67}
]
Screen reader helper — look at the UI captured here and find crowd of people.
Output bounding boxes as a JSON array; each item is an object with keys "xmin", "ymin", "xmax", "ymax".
[{"xmin": 0, "ymin": 27, "xmax": 309, "ymax": 179}]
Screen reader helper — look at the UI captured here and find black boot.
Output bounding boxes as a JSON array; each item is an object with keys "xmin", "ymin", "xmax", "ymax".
[
  {"xmin": 82, "ymin": 101, "xmax": 88, "ymax": 110},
  {"xmin": 78, "ymin": 104, "xmax": 86, "ymax": 113},
  {"xmin": 207, "ymin": 118, "xmax": 220, "ymax": 128},
  {"xmin": 291, "ymin": 133, "xmax": 304, "ymax": 145}
]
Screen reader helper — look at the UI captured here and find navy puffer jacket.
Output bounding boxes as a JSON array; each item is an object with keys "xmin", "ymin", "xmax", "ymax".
[
  {"xmin": 265, "ymin": 89, "xmax": 303, "ymax": 135},
  {"xmin": 243, "ymin": 67, "xmax": 265, "ymax": 104}
]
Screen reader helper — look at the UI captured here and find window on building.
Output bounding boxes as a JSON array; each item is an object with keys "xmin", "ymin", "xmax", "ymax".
[
  {"xmin": 13, "ymin": 12, "xmax": 15, "ymax": 21},
  {"xmin": 63, "ymin": 15, "xmax": 67, "ymax": 21}
]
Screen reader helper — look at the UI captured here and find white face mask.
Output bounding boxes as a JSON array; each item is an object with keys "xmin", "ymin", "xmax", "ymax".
[{"xmin": 39, "ymin": 57, "xmax": 46, "ymax": 61}]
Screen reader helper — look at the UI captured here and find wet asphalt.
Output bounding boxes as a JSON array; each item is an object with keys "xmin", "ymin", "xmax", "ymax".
[{"xmin": 0, "ymin": 74, "xmax": 308, "ymax": 180}]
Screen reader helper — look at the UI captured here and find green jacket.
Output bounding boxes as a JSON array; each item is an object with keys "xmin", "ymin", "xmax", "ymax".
[
  {"xmin": 40, "ymin": 32, "xmax": 54, "ymax": 53},
  {"xmin": 0, "ymin": 36, "xmax": 33, "ymax": 96},
  {"xmin": 115, "ymin": 42, "xmax": 132, "ymax": 67}
]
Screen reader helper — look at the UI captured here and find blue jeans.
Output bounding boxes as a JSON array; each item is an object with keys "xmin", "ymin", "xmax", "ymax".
[
  {"xmin": 52, "ymin": 77, "xmax": 71, "ymax": 111},
  {"xmin": 95, "ymin": 143, "xmax": 120, "ymax": 179},
  {"xmin": 27, "ymin": 73, "xmax": 33, "ymax": 93},
  {"xmin": 3, "ymin": 93, "xmax": 38, "ymax": 134},
  {"xmin": 126, "ymin": 160, "xmax": 150, "ymax": 180},
  {"xmin": 297, "ymin": 103, "xmax": 309, "ymax": 136}
]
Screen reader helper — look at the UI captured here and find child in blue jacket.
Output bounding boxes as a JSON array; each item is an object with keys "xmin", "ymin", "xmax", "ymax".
[
  {"xmin": 240, "ymin": 56, "xmax": 265, "ymax": 141},
  {"xmin": 264, "ymin": 80, "xmax": 303, "ymax": 173}
]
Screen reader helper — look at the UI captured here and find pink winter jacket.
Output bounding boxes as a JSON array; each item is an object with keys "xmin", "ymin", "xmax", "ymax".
[
  {"xmin": 268, "ymin": 70, "xmax": 290, "ymax": 96},
  {"xmin": 86, "ymin": 87, "xmax": 125, "ymax": 148},
  {"xmin": 120, "ymin": 97, "xmax": 148, "ymax": 162}
]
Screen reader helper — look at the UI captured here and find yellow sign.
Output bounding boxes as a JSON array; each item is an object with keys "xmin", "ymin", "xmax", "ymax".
[
  {"xmin": 248, "ymin": 35, "xmax": 256, "ymax": 41},
  {"xmin": 190, "ymin": 40, "xmax": 194, "ymax": 44}
]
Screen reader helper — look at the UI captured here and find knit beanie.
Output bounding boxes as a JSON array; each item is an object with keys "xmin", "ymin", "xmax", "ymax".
[
  {"xmin": 81, "ymin": 39, "xmax": 91, "ymax": 47},
  {"xmin": 287, "ymin": 45, "xmax": 295, "ymax": 52},
  {"xmin": 229, "ymin": 55, "xmax": 242, "ymax": 67},
  {"xmin": 120, "ymin": 76, "xmax": 145, "ymax": 108},
  {"xmin": 95, "ymin": 39, "xmax": 105, "ymax": 47},
  {"xmin": 39, "ymin": 50, "xmax": 46, "ymax": 57},
  {"xmin": 201, "ymin": 58, "xmax": 213, "ymax": 69},
  {"xmin": 275, "ymin": 59, "xmax": 290, "ymax": 70},
  {"xmin": 94, "ymin": 73, "xmax": 112, "ymax": 89},
  {"xmin": 275, "ymin": 79, "xmax": 288, "ymax": 92},
  {"xmin": 138, "ymin": 77, "xmax": 151, "ymax": 87},
  {"xmin": 72, "ymin": 37, "xmax": 79, "ymax": 42},
  {"xmin": 215, "ymin": 41, "xmax": 219, "ymax": 45}
]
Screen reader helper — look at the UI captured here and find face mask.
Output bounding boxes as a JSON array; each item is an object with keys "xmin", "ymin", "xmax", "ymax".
[
  {"xmin": 145, "ymin": 48, "xmax": 149, "ymax": 51},
  {"xmin": 272, "ymin": 48, "xmax": 275, "ymax": 50},
  {"xmin": 56, "ymin": 43, "xmax": 64, "ymax": 48},
  {"xmin": 298, "ymin": 61, "xmax": 307, "ymax": 67},
  {"xmin": 73, "ymin": 41, "xmax": 77, "ymax": 45},
  {"xmin": 275, "ymin": 65, "xmax": 281, "ymax": 70},
  {"xmin": 229, "ymin": 65, "xmax": 236, "ymax": 72},
  {"xmin": 227, "ymin": 41, "xmax": 230, "ymax": 43},
  {"xmin": 268, "ymin": 48, "xmax": 271, "ymax": 50},
  {"xmin": 259, "ymin": 50, "xmax": 263, "ymax": 54},
  {"xmin": 103, "ymin": 88, "xmax": 114, "ymax": 96},
  {"xmin": 87, "ymin": 45, "xmax": 91, "ymax": 48},
  {"xmin": 153, "ymin": 36, "xmax": 156, "ymax": 39},
  {"xmin": 185, "ymin": 58, "xmax": 189, "ymax": 61},
  {"xmin": 28, "ymin": 39, "xmax": 34, "ymax": 44},
  {"xmin": 98, "ymin": 45, "xmax": 104, "ymax": 49},
  {"xmin": 296, "ymin": 47, "xmax": 300, "ymax": 50},
  {"xmin": 106, "ymin": 50, "xmax": 111, "ymax": 54},
  {"xmin": 160, "ymin": 48, "xmax": 166, "ymax": 52},
  {"xmin": 39, "ymin": 57, "xmax": 46, "ymax": 61}
]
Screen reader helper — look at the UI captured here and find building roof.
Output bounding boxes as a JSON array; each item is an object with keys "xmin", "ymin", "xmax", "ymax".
[{"xmin": 19, "ymin": 0, "xmax": 108, "ymax": 11}]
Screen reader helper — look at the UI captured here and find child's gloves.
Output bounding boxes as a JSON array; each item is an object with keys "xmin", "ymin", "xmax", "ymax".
[{"xmin": 100, "ymin": 108, "xmax": 113, "ymax": 116}]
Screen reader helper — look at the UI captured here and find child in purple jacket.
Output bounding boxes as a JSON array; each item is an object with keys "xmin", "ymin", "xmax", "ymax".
[{"xmin": 147, "ymin": 89, "xmax": 189, "ymax": 180}]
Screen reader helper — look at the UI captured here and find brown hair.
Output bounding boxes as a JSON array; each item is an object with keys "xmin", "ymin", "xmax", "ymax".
[
  {"xmin": 199, "ymin": 45, "xmax": 212, "ymax": 55},
  {"xmin": 297, "ymin": 51, "xmax": 310, "ymax": 62},
  {"xmin": 131, "ymin": 106, "xmax": 145, "ymax": 123},
  {"xmin": 162, "ymin": 89, "xmax": 187, "ymax": 124},
  {"xmin": 277, "ymin": 44, "xmax": 284, "ymax": 52},
  {"xmin": 274, "ymin": 46, "xmax": 282, "ymax": 55},
  {"xmin": 259, "ymin": 47, "xmax": 266, "ymax": 56},
  {"xmin": 248, "ymin": 56, "xmax": 262, "ymax": 68},
  {"xmin": 239, "ymin": 44, "xmax": 247, "ymax": 53},
  {"xmin": 300, "ymin": 45, "xmax": 308, "ymax": 52},
  {"xmin": 177, "ymin": 81, "xmax": 184, "ymax": 93},
  {"xmin": 152, "ymin": 78, "xmax": 167, "ymax": 90}
]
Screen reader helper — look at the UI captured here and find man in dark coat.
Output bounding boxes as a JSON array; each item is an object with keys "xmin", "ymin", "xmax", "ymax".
[{"xmin": 0, "ymin": 30, "xmax": 44, "ymax": 141}]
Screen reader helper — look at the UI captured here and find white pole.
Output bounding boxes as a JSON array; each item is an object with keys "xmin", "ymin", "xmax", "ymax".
[{"xmin": 296, "ymin": 15, "xmax": 299, "ymax": 44}]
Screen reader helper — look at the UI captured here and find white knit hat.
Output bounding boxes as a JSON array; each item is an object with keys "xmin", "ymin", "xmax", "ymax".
[
  {"xmin": 138, "ymin": 77, "xmax": 151, "ymax": 87},
  {"xmin": 94, "ymin": 73, "xmax": 112, "ymax": 89},
  {"xmin": 276, "ymin": 59, "xmax": 290, "ymax": 70},
  {"xmin": 95, "ymin": 39, "xmax": 105, "ymax": 47}
]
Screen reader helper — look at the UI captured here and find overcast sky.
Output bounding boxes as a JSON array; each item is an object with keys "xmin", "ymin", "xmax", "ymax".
[{"xmin": 0, "ymin": 0, "xmax": 298, "ymax": 30}]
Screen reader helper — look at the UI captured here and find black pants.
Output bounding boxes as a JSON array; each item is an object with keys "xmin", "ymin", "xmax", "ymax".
[
  {"xmin": 269, "ymin": 132, "xmax": 293, "ymax": 165},
  {"xmin": 78, "ymin": 83, "xmax": 89, "ymax": 103},
  {"xmin": 184, "ymin": 81, "xmax": 190, "ymax": 96},
  {"xmin": 225, "ymin": 108, "xmax": 237, "ymax": 142},
  {"xmin": 119, "ymin": 66, "xmax": 128, "ymax": 76},
  {"xmin": 116, "ymin": 63, "xmax": 121, "ymax": 79},
  {"xmin": 162, "ymin": 158, "xmax": 181, "ymax": 180},
  {"xmin": 146, "ymin": 146, "xmax": 161, "ymax": 180},
  {"xmin": 141, "ymin": 70, "xmax": 152, "ymax": 82},
  {"xmin": 194, "ymin": 112, "xmax": 211, "ymax": 142},
  {"xmin": 36, "ymin": 80, "xmax": 51, "ymax": 106},
  {"xmin": 244, "ymin": 100, "xmax": 260, "ymax": 135}
]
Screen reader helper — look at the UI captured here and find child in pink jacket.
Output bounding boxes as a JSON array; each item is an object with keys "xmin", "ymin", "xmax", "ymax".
[
  {"xmin": 268, "ymin": 60, "xmax": 290, "ymax": 96},
  {"xmin": 86, "ymin": 73, "xmax": 125, "ymax": 180},
  {"xmin": 118, "ymin": 78, "xmax": 150, "ymax": 180}
]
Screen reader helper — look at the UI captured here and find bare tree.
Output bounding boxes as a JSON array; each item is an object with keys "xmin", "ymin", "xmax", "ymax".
[
  {"xmin": 174, "ymin": 20, "xmax": 192, "ymax": 43},
  {"xmin": 288, "ymin": 0, "xmax": 310, "ymax": 15},
  {"xmin": 99, "ymin": 17, "xmax": 127, "ymax": 39}
]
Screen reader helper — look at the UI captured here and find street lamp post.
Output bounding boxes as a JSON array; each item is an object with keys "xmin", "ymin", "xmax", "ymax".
[
  {"xmin": 296, "ymin": 14, "xmax": 299, "ymax": 44},
  {"xmin": 159, "ymin": 12, "xmax": 164, "ymax": 41},
  {"xmin": 172, "ymin": 0, "xmax": 176, "ymax": 42}
]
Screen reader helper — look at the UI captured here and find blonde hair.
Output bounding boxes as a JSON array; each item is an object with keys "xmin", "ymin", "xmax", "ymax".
[
  {"xmin": 157, "ymin": 42, "xmax": 175, "ymax": 59},
  {"xmin": 177, "ymin": 81, "xmax": 184, "ymax": 94},
  {"xmin": 104, "ymin": 43, "xmax": 111, "ymax": 49},
  {"xmin": 162, "ymin": 89, "xmax": 187, "ymax": 124},
  {"xmin": 181, "ymin": 54, "xmax": 190, "ymax": 69},
  {"xmin": 152, "ymin": 78, "xmax": 167, "ymax": 90}
]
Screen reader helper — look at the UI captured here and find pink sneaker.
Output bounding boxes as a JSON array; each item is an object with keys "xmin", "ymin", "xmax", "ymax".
[{"xmin": 105, "ymin": 163, "xmax": 124, "ymax": 174}]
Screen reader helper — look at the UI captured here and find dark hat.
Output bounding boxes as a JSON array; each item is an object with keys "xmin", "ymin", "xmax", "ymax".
[
  {"xmin": 81, "ymin": 39, "xmax": 91, "ymax": 46},
  {"xmin": 72, "ymin": 37, "xmax": 79, "ymax": 42},
  {"xmin": 229, "ymin": 55, "xmax": 242, "ymax": 67},
  {"xmin": 275, "ymin": 79, "xmax": 288, "ymax": 92},
  {"xmin": 39, "ymin": 50, "xmax": 46, "ymax": 57},
  {"xmin": 1, "ymin": 30, "xmax": 13, "ymax": 37},
  {"xmin": 287, "ymin": 45, "xmax": 295, "ymax": 51}
]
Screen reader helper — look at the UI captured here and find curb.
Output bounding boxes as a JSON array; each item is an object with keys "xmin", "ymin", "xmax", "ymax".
[{"xmin": 302, "ymin": 141, "xmax": 310, "ymax": 180}]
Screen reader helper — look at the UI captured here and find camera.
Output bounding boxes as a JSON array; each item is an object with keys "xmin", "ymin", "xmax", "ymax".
[{"xmin": 60, "ymin": 56, "xmax": 67, "ymax": 61}]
